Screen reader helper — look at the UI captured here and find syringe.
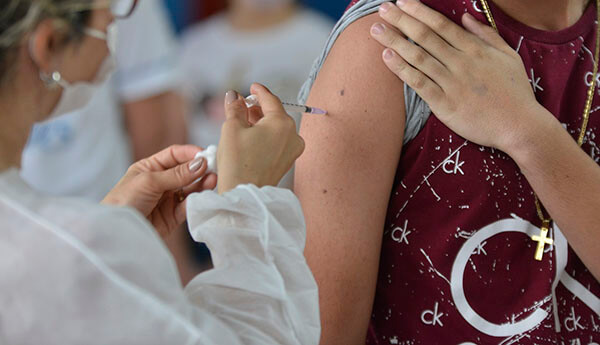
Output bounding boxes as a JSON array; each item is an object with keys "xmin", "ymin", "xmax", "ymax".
[{"xmin": 245, "ymin": 95, "xmax": 327, "ymax": 115}]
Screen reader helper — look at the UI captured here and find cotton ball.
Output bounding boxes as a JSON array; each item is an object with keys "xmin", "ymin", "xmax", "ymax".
[{"xmin": 194, "ymin": 145, "xmax": 218, "ymax": 173}]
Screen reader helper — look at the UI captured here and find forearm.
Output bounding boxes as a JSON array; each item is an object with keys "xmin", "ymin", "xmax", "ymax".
[
  {"xmin": 508, "ymin": 105, "xmax": 600, "ymax": 280},
  {"xmin": 163, "ymin": 92, "xmax": 188, "ymax": 147},
  {"xmin": 124, "ymin": 92, "xmax": 188, "ymax": 161}
]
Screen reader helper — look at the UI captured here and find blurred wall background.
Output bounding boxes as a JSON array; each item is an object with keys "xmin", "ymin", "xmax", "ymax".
[{"xmin": 163, "ymin": 0, "xmax": 348, "ymax": 32}]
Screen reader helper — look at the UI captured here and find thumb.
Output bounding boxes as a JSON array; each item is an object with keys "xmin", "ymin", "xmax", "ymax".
[
  {"xmin": 224, "ymin": 90, "xmax": 249, "ymax": 125},
  {"xmin": 148, "ymin": 157, "xmax": 208, "ymax": 193},
  {"xmin": 249, "ymin": 83, "xmax": 286, "ymax": 118},
  {"xmin": 462, "ymin": 13, "xmax": 509, "ymax": 52}
]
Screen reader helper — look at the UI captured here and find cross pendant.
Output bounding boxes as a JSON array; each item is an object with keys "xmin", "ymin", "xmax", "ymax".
[{"xmin": 531, "ymin": 220, "xmax": 554, "ymax": 261}]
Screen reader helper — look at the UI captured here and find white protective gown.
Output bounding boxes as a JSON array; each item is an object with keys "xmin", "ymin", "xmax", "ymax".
[{"xmin": 0, "ymin": 168, "xmax": 320, "ymax": 345}]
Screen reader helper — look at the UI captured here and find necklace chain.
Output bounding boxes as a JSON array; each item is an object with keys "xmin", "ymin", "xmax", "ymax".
[{"xmin": 479, "ymin": 0, "xmax": 600, "ymax": 223}]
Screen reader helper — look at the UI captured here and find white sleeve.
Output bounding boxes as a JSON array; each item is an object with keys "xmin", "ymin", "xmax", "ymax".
[
  {"xmin": 185, "ymin": 185, "xmax": 321, "ymax": 345},
  {"xmin": 114, "ymin": 0, "xmax": 181, "ymax": 101},
  {"xmin": 1, "ymin": 185, "xmax": 319, "ymax": 345}
]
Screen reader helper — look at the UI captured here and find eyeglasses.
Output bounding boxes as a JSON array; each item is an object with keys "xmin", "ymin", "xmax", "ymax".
[
  {"xmin": 59, "ymin": 0, "xmax": 139, "ymax": 19},
  {"xmin": 110, "ymin": 0, "xmax": 138, "ymax": 19}
]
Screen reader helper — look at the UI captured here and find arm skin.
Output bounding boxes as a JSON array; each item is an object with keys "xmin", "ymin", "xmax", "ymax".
[
  {"xmin": 294, "ymin": 14, "xmax": 407, "ymax": 345},
  {"xmin": 123, "ymin": 91, "xmax": 188, "ymax": 161},
  {"xmin": 509, "ymin": 107, "xmax": 600, "ymax": 281}
]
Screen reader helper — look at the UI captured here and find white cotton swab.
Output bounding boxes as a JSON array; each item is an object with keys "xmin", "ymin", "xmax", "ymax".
[{"xmin": 194, "ymin": 145, "xmax": 218, "ymax": 174}]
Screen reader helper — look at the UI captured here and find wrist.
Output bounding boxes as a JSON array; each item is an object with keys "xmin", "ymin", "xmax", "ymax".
[
  {"xmin": 217, "ymin": 174, "xmax": 262, "ymax": 195},
  {"xmin": 217, "ymin": 177, "xmax": 238, "ymax": 194},
  {"xmin": 218, "ymin": 183, "xmax": 237, "ymax": 195},
  {"xmin": 503, "ymin": 104, "xmax": 563, "ymax": 167},
  {"xmin": 101, "ymin": 193, "xmax": 122, "ymax": 206}
]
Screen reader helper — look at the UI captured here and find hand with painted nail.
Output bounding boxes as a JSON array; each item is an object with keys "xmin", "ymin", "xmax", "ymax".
[
  {"xmin": 217, "ymin": 83, "xmax": 305, "ymax": 194},
  {"xmin": 102, "ymin": 145, "xmax": 218, "ymax": 238},
  {"xmin": 370, "ymin": 0, "xmax": 549, "ymax": 154}
]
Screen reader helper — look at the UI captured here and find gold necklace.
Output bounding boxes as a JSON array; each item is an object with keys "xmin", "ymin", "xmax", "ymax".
[{"xmin": 479, "ymin": 0, "xmax": 600, "ymax": 261}]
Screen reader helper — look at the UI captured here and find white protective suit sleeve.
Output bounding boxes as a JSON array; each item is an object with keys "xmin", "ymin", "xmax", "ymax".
[
  {"xmin": 0, "ymin": 173, "xmax": 320, "ymax": 345},
  {"xmin": 185, "ymin": 185, "xmax": 321, "ymax": 344}
]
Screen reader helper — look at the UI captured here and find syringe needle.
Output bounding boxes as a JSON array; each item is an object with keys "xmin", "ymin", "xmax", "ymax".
[{"xmin": 245, "ymin": 95, "xmax": 327, "ymax": 115}]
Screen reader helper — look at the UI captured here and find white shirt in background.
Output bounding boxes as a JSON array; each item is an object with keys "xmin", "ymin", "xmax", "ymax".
[
  {"xmin": 20, "ymin": 0, "xmax": 181, "ymax": 201},
  {"xmin": 0, "ymin": 169, "xmax": 319, "ymax": 344}
]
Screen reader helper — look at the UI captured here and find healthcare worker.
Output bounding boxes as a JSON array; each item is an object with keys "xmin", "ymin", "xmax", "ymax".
[{"xmin": 0, "ymin": 1, "xmax": 318, "ymax": 344}]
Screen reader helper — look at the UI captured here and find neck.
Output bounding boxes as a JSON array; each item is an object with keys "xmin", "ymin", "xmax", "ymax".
[
  {"xmin": 0, "ymin": 92, "xmax": 34, "ymax": 172},
  {"xmin": 0, "ymin": 75, "xmax": 53, "ymax": 172},
  {"xmin": 228, "ymin": 2, "xmax": 297, "ymax": 31},
  {"xmin": 491, "ymin": 0, "xmax": 591, "ymax": 31}
]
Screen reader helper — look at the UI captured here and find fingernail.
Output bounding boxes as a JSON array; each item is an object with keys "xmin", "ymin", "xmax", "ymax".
[
  {"xmin": 379, "ymin": 2, "xmax": 392, "ymax": 12},
  {"xmin": 189, "ymin": 157, "xmax": 205, "ymax": 172},
  {"xmin": 396, "ymin": 0, "xmax": 406, "ymax": 7},
  {"xmin": 384, "ymin": 48, "xmax": 395, "ymax": 60},
  {"xmin": 225, "ymin": 90, "xmax": 238, "ymax": 105},
  {"xmin": 371, "ymin": 23, "xmax": 385, "ymax": 35}
]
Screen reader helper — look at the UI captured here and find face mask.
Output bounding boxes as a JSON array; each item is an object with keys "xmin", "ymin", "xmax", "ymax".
[
  {"xmin": 238, "ymin": 0, "xmax": 293, "ymax": 10},
  {"xmin": 39, "ymin": 22, "xmax": 118, "ymax": 121}
]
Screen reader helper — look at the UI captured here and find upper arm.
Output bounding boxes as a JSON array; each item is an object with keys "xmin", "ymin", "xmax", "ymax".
[{"xmin": 294, "ymin": 13, "xmax": 407, "ymax": 345}]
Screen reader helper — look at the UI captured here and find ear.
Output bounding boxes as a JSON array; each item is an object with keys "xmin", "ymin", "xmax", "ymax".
[{"xmin": 28, "ymin": 19, "xmax": 67, "ymax": 73}]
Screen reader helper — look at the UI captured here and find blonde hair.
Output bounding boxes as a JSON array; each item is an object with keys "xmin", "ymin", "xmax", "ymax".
[{"xmin": 0, "ymin": 0, "xmax": 96, "ymax": 84}]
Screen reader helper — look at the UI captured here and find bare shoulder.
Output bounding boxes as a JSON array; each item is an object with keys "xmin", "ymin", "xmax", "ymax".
[
  {"xmin": 298, "ymin": 13, "xmax": 406, "ymax": 185},
  {"xmin": 300, "ymin": 13, "xmax": 406, "ymax": 166}
]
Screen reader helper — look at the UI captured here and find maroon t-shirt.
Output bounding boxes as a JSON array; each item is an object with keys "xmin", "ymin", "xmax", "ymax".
[{"xmin": 344, "ymin": 0, "xmax": 600, "ymax": 344}]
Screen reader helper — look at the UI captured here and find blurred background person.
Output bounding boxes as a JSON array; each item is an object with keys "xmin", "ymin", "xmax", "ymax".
[
  {"xmin": 164, "ymin": 0, "xmax": 347, "ymax": 32},
  {"xmin": 20, "ymin": 0, "xmax": 186, "ymax": 201},
  {"xmin": 178, "ymin": 0, "xmax": 333, "ymax": 189}
]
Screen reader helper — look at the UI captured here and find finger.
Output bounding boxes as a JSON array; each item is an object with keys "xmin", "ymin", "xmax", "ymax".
[
  {"xmin": 200, "ymin": 173, "xmax": 218, "ymax": 191},
  {"xmin": 382, "ymin": 48, "xmax": 445, "ymax": 106},
  {"xmin": 224, "ymin": 90, "xmax": 250, "ymax": 126},
  {"xmin": 181, "ymin": 172, "xmax": 218, "ymax": 197},
  {"xmin": 377, "ymin": 2, "xmax": 459, "ymax": 62},
  {"xmin": 462, "ymin": 13, "xmax": 512, "ymax": 53},
  {"xmin": 393, "ymin": 0, "xmax": 475, "ymax": 52},
  {"xmin": 140, "ymin": 145, "xmax": 203, "ymax": 172},
  {"xmin": 149, "ymin": 157, "xmax": 208, "ymax": 193},
  {"xmin": 248, "ymin": 105, "xmax": 264, "ymax": 125},
  {"xmin": 249, "ymin": 83, "xmax": 286, "ymax": 117},
  {"xmin": 371, "ymin": 22, "xmax": 450, "ymax": 87}
]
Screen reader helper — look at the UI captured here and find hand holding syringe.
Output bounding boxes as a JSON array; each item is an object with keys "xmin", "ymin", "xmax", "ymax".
[
  {"xmin": 194, "ymin": 89, "xmax": 326, "ymax": 174},
  {"xmin": 245, "ymin": 95, "xmax": 327, "ymax": 115}
]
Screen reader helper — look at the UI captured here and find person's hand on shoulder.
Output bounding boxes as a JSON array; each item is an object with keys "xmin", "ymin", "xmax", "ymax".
[{"xmin": 217, "ymin": 83, "xmax": 305, "ymax": 194}]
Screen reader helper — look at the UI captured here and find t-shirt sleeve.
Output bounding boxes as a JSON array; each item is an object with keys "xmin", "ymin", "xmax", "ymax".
[{"xmin": 113, "ymin": 0, "xmax": 182, "ymax": 102}]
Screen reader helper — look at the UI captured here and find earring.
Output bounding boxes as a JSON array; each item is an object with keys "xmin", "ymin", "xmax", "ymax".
[{"xmin": 39, "ymin": 71, "xmax": 62, "ymax": 89}]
